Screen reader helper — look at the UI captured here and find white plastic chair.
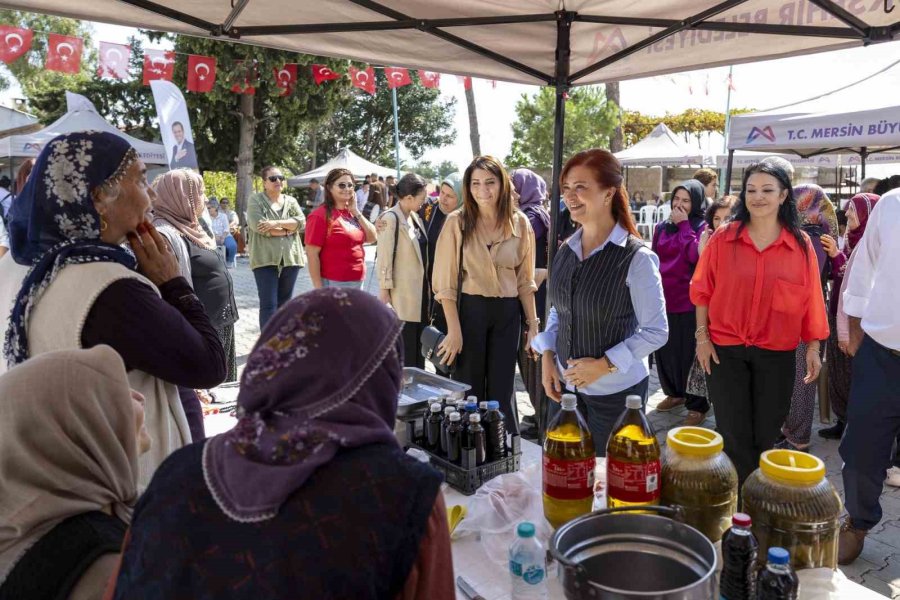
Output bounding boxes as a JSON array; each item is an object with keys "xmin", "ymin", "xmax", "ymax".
[
  {"xmin": 656, "ymin": 204, "xmax": 671, "ymax": 224},
  {"xmin": 637, "ymin": 205, "xmax": 657, "ymax": 239}
]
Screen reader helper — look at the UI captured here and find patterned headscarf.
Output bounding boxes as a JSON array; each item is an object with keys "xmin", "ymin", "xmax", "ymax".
[
  {"xmin": 511, "ymin": 168, "xmax": 551, "ymax": 239},
  {"xmin": 4, "ymin": 131, "xmax": 139, "ymax": 367},
  {"xmin": 203, "ymin": 288, "xmax": 403, "ymax": 522},
  {"xmin": 441, "ymin": 172, "xmax": 464, "ymax": 209},
  {"xmin": 794, "ymin": 184, "xmax": 839, "ymax": 238},
  {"xmin": 152, "ymin": 169, "xmax": 216, "ymax": 250},
  {"xmin": 847, "ymin": 192, "xmax": 880, "ymax": 251}
]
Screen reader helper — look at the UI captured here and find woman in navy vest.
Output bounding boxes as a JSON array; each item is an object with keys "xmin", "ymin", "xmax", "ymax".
[
  {"xmin": 532, "ymin": 149, "xmax": 668, "ymax": 455},
  {"xmin": 110, "ymin": 289, "xmax": 454, "ymax": 600},
  {"xmin": 651, "ymin": 180, "xmax": 709, "ymax": 426}
]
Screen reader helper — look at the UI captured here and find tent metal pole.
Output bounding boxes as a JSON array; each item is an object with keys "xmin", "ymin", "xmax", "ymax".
[
  {"xmin": 391, "ymin": 88, "xmax": 401, "ymax": 178},
  {"xmin": 725, "ymin": 149, "xmax": 735, "ymax": 195},
  {"xmin": 860, "ymin": 146, "xmax": 868, "ymax": 179},
  {"xmin": 548, "ymin": 10, "xmax": 574, "ymax": 274}
]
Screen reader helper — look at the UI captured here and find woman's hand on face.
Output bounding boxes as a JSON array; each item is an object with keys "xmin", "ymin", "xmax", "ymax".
[
  {"xmin": 696, "ymin": 340, "xmax": 719, "ymax": 375},
  {"xmin": 563, "ymin": 357, "xmax": 607, "ymax": 388},
  {"xmin": 820, "ymin": 234, "xmax": 840, "ymax": 258},
  {"xmin": 670, "ymin": 205, "xmax": 688, "ymax": 224},
  {"xmin": 803, "ymin": 345, "xmax": 823, "ymax": 384},
  {"xmin": 437, "ymin": 327, "xmax": 463, "ymax": 368},
  {"xmin": 128, "ymin": 221, "xmax": 180, "ymax": 286},
  {"xmin": 541, "ymin": 351, "xmax": 563, "ymax": 402}
]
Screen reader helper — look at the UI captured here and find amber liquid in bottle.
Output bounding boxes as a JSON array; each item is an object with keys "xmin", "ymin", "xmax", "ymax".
[
  {"xmin": 543, "ymin": 394, "xmax": 596, "ymax": 529},
  {"xmin": 606, "ymin": 395, "xmax": 661, "ymax": 509}
]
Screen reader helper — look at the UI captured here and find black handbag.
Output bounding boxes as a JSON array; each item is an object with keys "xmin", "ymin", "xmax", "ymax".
[{"xmin": 421, "ymin": 224, "xmax": 464, "ymax": 375}]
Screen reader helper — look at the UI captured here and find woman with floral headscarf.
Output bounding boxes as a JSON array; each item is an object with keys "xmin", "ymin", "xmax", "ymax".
[
  {"xmin": 109, "ymin": 289, "xmax": 454, "ymax": 600},
  {"xmin": 420, "ymin": 172, "xmax": 463, "ymax": 330},
  {"xmin": 0, "ymin": 131, "xmax": 226, "ymax": 488}
]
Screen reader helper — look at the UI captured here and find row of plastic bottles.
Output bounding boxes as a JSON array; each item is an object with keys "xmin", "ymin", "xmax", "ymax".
[{"xmin": 423, "ymin": 396, "xmax": 506, "ymax": 466}]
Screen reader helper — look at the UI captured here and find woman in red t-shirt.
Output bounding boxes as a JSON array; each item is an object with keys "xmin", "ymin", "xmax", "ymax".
[
  {"xmin": 690, "ymin": 161, "xmax": 829, "ymax": 486},
  {"xmin": 305, "ymin": 168, "xmax": 377, "ymax": 289}
]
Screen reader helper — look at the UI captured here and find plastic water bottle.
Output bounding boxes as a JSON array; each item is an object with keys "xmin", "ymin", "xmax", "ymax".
[
  {"xmin": 509, "ymin": 522, "xmax": 548, "ymax": 599},
  {"xmin": 720, "ymin": 513, "xmax": 758, "ymax": 600},
  {"xmin": 756, "ymin": 547, "xmax": 799, "ymax": 599}
]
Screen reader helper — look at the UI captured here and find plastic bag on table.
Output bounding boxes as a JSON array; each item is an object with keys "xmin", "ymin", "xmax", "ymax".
[
  {"xmin": 452, "ymin": 463, "xmax": 551, "ymax": 566},
  {"xmin": 798, "ymin": 567, "xmax": 849, "ymax": 599}
]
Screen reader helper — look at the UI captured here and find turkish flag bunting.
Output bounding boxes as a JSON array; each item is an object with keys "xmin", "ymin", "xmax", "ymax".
[
  {"xmin": 384, "ymin": 67, "xmax": 411, "ymax": 89},
  {"xmin": 273, "ymin": 64, "xmax": 297, "ymax": 96},
  {"xmin": 0, "ymin": 26, "xmax": 33, "ymax": 64},
  {"xmin": 417, "ymin": 70, "xmax": 440, "ymax": 89},
  {"xmin": 187, "ymin": 55, "xmax": 216, "ymax": 93},
  {"xmin": 230, "ymin": 61, "xmax": 257, "ymax": 95},
  {"xmin": 142, "ymin": 49, "xmax": 174, "ymax": 85},
  {"xmin": 98, "ymin": 42, "xmax": 130, "ymax": 79},
  {"xmin": 349, "ymin": 66, "xmax": 376, "ymax": 95},
  {"xmin": 311, "ymin": 64, "xmax": 340, "ymax": 85},
  {"xmin": 45, "ymin": 34, "xmax": 83, "ymax": 74},
  {"xmin": 457, "ymin": 75, "xmax": 472, "ymax": 90}
]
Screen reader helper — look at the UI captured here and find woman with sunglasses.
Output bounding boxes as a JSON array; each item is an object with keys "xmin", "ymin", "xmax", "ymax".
[
  {"xmin": 305, "ymin": 168, "xmax": 377, "ymax": 290},
  {"xmin": 248, "ymin": 166, "xmax": 306, "ymax": 328}
]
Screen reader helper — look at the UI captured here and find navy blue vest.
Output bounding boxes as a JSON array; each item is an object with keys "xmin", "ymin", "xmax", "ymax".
[
  {"xmin": 549, "ymin": 237, "xmax": 643, "ymax": 363},
  {"xmin": 113, "ymin": 440, "xmax": 442, "ymax": 600}
]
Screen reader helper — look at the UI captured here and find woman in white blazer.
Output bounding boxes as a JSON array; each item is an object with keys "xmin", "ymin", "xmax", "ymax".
[{"xmin": 376, "ymin": 173, "xmax": 429, "ymax": 367}]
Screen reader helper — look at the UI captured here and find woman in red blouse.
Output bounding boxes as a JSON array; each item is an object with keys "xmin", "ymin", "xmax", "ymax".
[
  {"xmin": 690, "ymin": 161, "xmax": 829, "ymax": 485},
  {"xmin": 305, "ymin": 168, "xmax": 377, "ymax": 289}
]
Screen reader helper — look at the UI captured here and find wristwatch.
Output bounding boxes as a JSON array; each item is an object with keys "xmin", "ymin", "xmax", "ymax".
[{"xmin": 603, "ymin": 355, "xmax": 619, "ymax": 374}]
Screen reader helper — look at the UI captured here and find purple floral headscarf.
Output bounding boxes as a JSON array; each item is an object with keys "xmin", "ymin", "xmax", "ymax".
[
  {"xmin": 511, "ymin": 168, "xmax": 551, "ymax": 239},
  {"xmin": 203, "ymin": 288, "xmax": 403, "ymax": 522}
]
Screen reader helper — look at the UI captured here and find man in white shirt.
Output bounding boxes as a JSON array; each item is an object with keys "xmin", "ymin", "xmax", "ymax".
[
  {"xmin": 356, "ymin": 177, "xmax": 370, "ymax": 212},
  {"xmin": 838, "ymin": 189, "xmax": 900, "ymax": 565}
]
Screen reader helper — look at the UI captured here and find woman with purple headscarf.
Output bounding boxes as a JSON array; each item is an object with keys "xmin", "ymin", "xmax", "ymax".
[{"xmin": 110, "ymin": 288, "xmax": 454, "ymax": 600}]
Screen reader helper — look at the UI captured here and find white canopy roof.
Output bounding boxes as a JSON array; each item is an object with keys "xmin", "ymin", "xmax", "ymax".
[
  {"xmin": 0, "ymin": 106, "xmax": 39, "ymax": 137},
  {"xmin": 5, "ymin": 1, "xmax": 898, "ymax": 86},
  {"xmin": 287, "ymin": 148, "xmax": 395, "ymax": 187},
  {"xmin": 0, "ymin": 105, "xmax": 168, "ymax": 164},
  {"xmin": 615, "ymin": 123, "xmax": 707, "ymax": 167}
]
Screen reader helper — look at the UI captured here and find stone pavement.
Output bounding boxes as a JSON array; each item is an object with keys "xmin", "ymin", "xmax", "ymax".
[{"xmin": 227, "ymin": 247, "xmax": 900, "ymax": 598}]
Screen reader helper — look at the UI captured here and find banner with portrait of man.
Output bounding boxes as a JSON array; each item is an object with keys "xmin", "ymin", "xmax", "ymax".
[{"xmin": 150, "ymin": 80, "xmax": 199, "ymax": 171}]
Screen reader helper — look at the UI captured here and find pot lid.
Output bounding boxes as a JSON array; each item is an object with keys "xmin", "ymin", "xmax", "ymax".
[
  {"xmin": 759, "ymin": 449, "xmax": 825, "ymax": 484},
  {"xmin": 667, "ymin": 426, "xmax": 723, "ymax": 457}
]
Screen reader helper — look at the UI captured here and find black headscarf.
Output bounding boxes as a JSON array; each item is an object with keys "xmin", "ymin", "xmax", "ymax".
[{"xmin": 666, "ymin": 179, "xmax": 706, "ymax": 233}]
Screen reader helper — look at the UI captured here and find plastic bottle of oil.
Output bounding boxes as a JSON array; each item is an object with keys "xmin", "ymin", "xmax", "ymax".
[
  {"xmin": 606, "ymin": 395, "xmax": 661, "ymax": 509},
  {"xmin": 543, "ymin": 394, "xmax": 596, "ymax": 529}
]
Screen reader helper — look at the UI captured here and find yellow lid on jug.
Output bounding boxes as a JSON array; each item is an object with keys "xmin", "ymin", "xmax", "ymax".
[
  {"xmin": 760, "ymin": 449, "xmax": 825, "ymax": 484},
  {"xmin": 667, "ymin": 426, "xmax": 723, "ymax": 457}
]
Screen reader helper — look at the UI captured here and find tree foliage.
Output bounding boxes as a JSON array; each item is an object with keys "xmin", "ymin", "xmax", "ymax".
[
  {"xmin": 622, "ymin": 107, "xmax": 755, "ymax": 147},
  {"xmin": 506, "ymin": 86, "xmax": 619, "ymax": 171},
  {"xmin": 408, "ymin": 159, "xmax": 459, "ymax": 181}
]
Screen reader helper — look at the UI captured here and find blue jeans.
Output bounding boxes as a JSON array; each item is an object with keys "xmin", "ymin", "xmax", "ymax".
[
  {"xmin": 253, "ymin": 265, "xmax": 300, "ymax": 329},
  {"xmin": 322, "ymin": 279, "xmax": 363, "ymax": 289},
  {"xmin": 841, "ymin": 335, "xmax": 900, "ymax": 530},
  {"xmin": 222, "ymin": 235, "xmax": 237, "ymax": 267}
]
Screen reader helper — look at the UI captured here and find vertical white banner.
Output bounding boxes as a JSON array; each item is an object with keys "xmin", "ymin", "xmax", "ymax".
[{"xmin": 150, "ymin": 80, "xmax": 199, "ymax": 171}]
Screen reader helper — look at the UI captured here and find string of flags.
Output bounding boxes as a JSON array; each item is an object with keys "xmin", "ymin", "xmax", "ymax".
[{"xmin": 0, "ymin": 24, "xmax": 491, "ymax": 96}]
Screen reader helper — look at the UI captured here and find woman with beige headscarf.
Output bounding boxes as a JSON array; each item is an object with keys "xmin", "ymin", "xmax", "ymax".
[{"xmin": 0, "ymin": 346, "xmax": 149, "ymax": 600}]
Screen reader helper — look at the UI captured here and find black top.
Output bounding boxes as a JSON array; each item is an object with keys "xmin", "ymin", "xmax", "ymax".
[
  {"xmin": 81, "ymin": 277, "xmax": 226, "ymax": 390},
  {"xmin": 185, "ymin": 242, "xmax": 238, "ymax": 328},
  {"xmin": 421, "ymin": 201, "xmax": 448, "ymax": 286}
]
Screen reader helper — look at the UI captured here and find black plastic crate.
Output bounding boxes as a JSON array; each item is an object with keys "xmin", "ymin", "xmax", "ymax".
[{"xmin": 404, "ymin": 420, "xmax": 521, "ymax": 495}]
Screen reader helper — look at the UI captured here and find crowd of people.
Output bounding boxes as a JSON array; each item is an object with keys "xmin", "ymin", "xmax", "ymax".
[{"xmin": 0, "ymin": 127, "xmax": 897, "ymax": 599}]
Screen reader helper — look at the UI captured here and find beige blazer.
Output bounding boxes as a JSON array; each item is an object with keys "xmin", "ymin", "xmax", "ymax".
[{"xmin": 376, "ymin": 204, "xmax": 426, "ymax": 323}]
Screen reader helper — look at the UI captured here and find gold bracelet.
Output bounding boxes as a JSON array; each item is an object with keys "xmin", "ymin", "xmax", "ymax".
[
  {"xmin": 526, "ymin": 318, "xmax": 541, "ymax": 327},
  {"xmin": 696, "ymin": 339, "xmax": 710, "ymax": 346}
]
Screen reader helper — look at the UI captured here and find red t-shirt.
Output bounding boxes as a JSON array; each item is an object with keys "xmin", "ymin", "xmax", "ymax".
[{"xmin": 304, "ymin": 206, "xmax": 366, "ymax": 282}]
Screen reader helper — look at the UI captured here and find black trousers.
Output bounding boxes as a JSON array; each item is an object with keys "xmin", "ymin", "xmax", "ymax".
[
  {"xmin": 401, "ymin": 320, "xmax": 425, "ymax": 368},
  {"xmin": 453, "ymin": 294, "xmax": 521, "ymax": 432},
  {"xmin": 707, "ymin": 344, "xmax": 796, "ymax": 486},
  {"xmin": 655, "ymin": 311, "xmax": 709, "ymax": 413}
]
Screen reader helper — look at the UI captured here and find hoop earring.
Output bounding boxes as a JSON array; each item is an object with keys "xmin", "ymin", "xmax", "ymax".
[{"xmin": 100, "ymin": 216, "xmax": 108, "ymax": 232}]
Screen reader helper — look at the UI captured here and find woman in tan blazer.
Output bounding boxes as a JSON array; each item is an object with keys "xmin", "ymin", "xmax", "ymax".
[{"xmin": 376, "ymin": 173, "xmax": 430, "ymax": 367}]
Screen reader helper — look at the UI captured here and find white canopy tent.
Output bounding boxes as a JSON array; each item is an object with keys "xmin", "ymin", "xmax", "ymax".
[
  {"xmin": 0, "ymin": 105, "xmax": 168, "ymax": 164},
  {"xmin": 287, "ymin": 148, "xmax": 395, "ymax": 187},
  {"xmin": 615, "ymin": 123, "xmax": 707, "ymax": 167}
]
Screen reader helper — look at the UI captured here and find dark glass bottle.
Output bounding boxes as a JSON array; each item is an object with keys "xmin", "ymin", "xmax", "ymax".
[
  {"xmin": 447, "ymin": 412, "xmax": 463, "ymax": 464},
  {"xmin": 756, "ymin": 547, "xmax": 798, "ymax": 600},
  {"xmin": 466, "ymin": 413, "xmax": 487, "ymax": 465},
  {"xmin": 720, "ymin": 513, "xmax": 758, "ymax": 600},
  {"xmin": 483, "ymin": 400, "xmax": 507, "ymax": 461},
  {"xmin": 425, "ymin": 403, "xmax": 443, "ymax": 452},
  {"xmin": 440, "ymin": 407, "xmax": 456, "ymax": 455}
]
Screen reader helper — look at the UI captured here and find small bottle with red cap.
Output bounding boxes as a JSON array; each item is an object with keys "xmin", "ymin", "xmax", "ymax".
[{"xmin": 720, "ymin": 512, "xmax": 759, "ymax": 600}]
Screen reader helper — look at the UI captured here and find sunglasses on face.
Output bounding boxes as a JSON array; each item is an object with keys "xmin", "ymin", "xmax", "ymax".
[
  {"xmin": 336, "ymin": 182, "xmax": 355, "ymax": 190},
  {"xmin": 267, "ymin": 175, "xmax": 285, "ymax": 182}
]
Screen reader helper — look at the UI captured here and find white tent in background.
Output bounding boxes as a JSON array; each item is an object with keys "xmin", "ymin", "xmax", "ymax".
[
  {"xmin": 0, "ymin": 103, "xmax": 168, "ymax": 165},
  {"xmin": 287, "ymin": 148, "xmax": 395, "ymax": 187},
  {"xmin": 615, "ymin": 123, "xmax": 707, "ymax": 167}
]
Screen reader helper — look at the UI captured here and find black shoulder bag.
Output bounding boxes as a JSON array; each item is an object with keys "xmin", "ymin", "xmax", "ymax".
[{"xmin": 420, "ymin": 223, "xmax": 464, "ymax": 375}]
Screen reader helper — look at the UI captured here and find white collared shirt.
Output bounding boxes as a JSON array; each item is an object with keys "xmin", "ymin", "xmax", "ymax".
[{"xmin": 843, "ymin": 190, "xmax": 900, "ymax": 349}]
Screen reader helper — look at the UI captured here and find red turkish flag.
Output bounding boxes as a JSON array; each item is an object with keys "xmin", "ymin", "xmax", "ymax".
[
  {"xmin": 349, "ymin": 66, "xmax": 376, "ymax": 95},
  {"xmin": 45, "ymin": 34, "xmax": 83, "ymax": 74},
  {"xmin": 0, "ymin": 26, "xmax": 32, "ymax": 64},
  {"xmin": 417, "ymin": 70, "xmax": 440, "ymax": 89},
  {"xmin": 230, "ymin": 61, "xmax": 257, "ymax": 95},
  {"xmin": 457, "ymin": 75, "xmax": 472, "ymax": 90},
  {"xmin": 311, "ymin": 64, "xmax": 340, "ymax": 85},
  {"xmin": 384, "ymin": 67, "xmax": 411, "ymax": 89},
  {"xmin": 187, "ymin": 55, "xmax": 216, "ymax": 93},
  {"xmin": 142, "ymin": 49, "xmax": 174, "ymax": 85},
  {"xmin": 273, "ymin": 64, "xmax": 297, "ymax": 96},
  {"xmin": 97, "ymin": 42, "xmax": 130, "ymax": 79}
]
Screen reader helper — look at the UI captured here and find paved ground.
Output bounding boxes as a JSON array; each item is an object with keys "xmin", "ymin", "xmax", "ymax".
[{"xmin": 227, "ymin": 247, "xmax": 900, "ymax": 598}]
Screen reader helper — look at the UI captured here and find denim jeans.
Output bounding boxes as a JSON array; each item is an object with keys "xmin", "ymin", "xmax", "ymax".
[
  {"xmin": 322, "ymin": 279, "xmax": 363, "ymax": 290},
  {"xmin": 253, "ymin": 265, "xmax": 300, "ymax": 329},
  {"xmin": 222, "ymin": 235, "xmax": 237, "ymax": 267}
]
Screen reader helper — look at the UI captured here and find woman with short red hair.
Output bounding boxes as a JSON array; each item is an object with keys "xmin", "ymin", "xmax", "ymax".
[{"xmin": 531, "ymin": 149, "xmax": 668, "ymax": 454}]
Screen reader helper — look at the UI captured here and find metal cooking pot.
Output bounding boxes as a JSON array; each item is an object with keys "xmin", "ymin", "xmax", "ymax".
[{"xmin": 549, "ymin": 506, "xmax": 718, "ymax": 599}]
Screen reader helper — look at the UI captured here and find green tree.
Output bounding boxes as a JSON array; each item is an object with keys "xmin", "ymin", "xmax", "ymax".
[
  {"xmin": 622, "ymin": 107, "xmax": 756, "ymax": 147},
  {"xmin": 436, "ymin": 160, "xmax": 459, "ymax": 179},
  {"xmin": 314, "ymin": 70, "xmax": 456, "ymax": 167},
  {"xmin": 410, "ymin": 160, "xmax": 437, "ymax": 180},
  {"xmin": 506, "ymin": 86, "xmax": 618, "ymax": 171}
]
